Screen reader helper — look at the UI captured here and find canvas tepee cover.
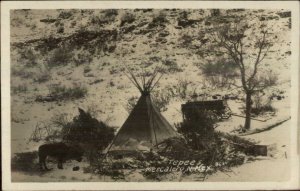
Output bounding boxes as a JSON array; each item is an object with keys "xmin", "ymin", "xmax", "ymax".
[{"xmin": 107, "ymin": 68, "xmax": 178, "ymax": 151}]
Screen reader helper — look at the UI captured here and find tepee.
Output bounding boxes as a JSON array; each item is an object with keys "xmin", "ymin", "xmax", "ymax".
[{"xmin": 106, "ymin": 67, "xmax": 178, "ymax": 152}]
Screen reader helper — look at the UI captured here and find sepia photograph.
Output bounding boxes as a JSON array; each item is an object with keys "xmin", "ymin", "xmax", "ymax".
[{"xmin": 1, "ymin": 1, "xmax": 299, "ymax": 190}]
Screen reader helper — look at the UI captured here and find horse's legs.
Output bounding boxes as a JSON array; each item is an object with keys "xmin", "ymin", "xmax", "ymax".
[
  {"xmin": 39, "ymin": 155, "xmax": 51, "ymax": 171},
  {"xmin": 57, "ymin": 158, "xmax": 63, "ymax": 169},
  {"xmin": 44, "ymin": 158, "xmax": 51, "ymax": 171},
  {"xmin": 39, "ymin": 155, "xmax": 45, "ymax": 170}
]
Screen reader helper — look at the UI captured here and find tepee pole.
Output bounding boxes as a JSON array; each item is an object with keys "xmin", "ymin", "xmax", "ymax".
[
  {"xmin": 150, "ymin": 73, "xmax": 164, "ymax": 91},
  {"xmin": 104, "ymin": 128, "xmax": 122, "ymax": 158},
  {"xmin": 145, "ymin": 67, "xmax": 159, "ymax": 90},
  {"xmin": 147, "ymin": 96, "xmax": 159, "ymax": 147}
]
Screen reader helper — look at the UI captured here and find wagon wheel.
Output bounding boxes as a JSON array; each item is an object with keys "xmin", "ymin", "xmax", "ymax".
[
  {"xmin": 221, "ymin": 106, "xmax": 232, "ymax": 119},
  {"xmin": 221, "ymin": 113, "xmax": 231, "ymax": 119},
  {"xmin": 213, "ymin": 110, "xmax": 223, "ymax": 121}
]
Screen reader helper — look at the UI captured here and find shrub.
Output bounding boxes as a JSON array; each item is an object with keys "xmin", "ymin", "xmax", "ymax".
[
  {"xmin": 103, "ymin": 9, "xmax": 118, "ymax": 17},
  {"xmin": 33, "ymin": 67, "xmax": 51, "ymax": 83},
  {"xmin": 57, "ymin": 25, "xmax": 64, "ymax": 33},
  {"xmin": 28, "ymin": 121, "xmax": 62, "ymax": 142},
  {"xmin": 47, "ymin": 46, "xmax": 73, "ymax": 67},
  {"xmin": 210, "ymin": 9, "xmax": 221, "ymax": 17},
  {"xmin": 11, "ymin": 114, "xmax": 29, "ymax": 124},
  {"xmin": 90, "ymin": 14, "xmax": 115, "ymax": 25},
  {"xmin": 47, "ymin": 84, "xmax": 87, "ymax": 100},
  {"xmin": 152, "ymin": 11, "xmax": 168, "ymax": 25},
  {"xmin": 109, "ymin": 68, "xmax": 118, "ymax": 75},
  {"xmin": 90, "ymin": 9, "xmax": 118, "ymax": 26},
  {"xmin": 200, "ymin": 58, "xmax": 239, "ymax": 87},
  {"xmin": 206, "ymin": 75, "xmax": 235, "ymax": 88},
  {"xmin": 84, "ymin": 66, "xmax": 91, "ymax": 73},
  {"xmin": 179, "ymin": 34, "xmax": 193, "ymax": 48},
  {"xmin": 55, "ymin": 20, "xmax": 61, "ymax": 27},
  {"xmin": 149, "ymin": 56, "xmax": 161, "ymax": 62},
  {"xmin": 18, "ymin": 48, "xmax": 38, "ymax": 67},
  {"xmin": 70, "ymin": 20, "xmax": 76, "ymax": 28},
  {"xmin": 167, "ymin": 78, "xmax": 191, "ymax": 100},
  {"xmin": 58, "ymin": 10, "xmax": 73, "ymax": 19},
  {"xmin": 120, "ymin": 12, "xmax": 135, "ymax": 26},
  {"xmin": 250, "ymin": 92, "xmax": 276, "ymax": 116},
  {"xmin": 11, "ymin": 16, "xmax": 24, "ymax": 27},
  {"xmin": 73, "ymin": 51, "xmax": 93, "ymax": 66},
  {"xmin": 148, "ymin": 11, "xmax": 168, "ymax": 29},
  {"xmin": 251, "ymin": 104, "xmax": 276, "ymax": 116},
  {"xmin": 11, "ymin": 84, "xmax": 28, "ymax": 94},
  {"xmin": 162, "ymin": 59, "xmax": 183, "ymax": 73},
  {"xmin": 176, "ymin": 109, "xmax": 218, "ymax": 151},
  {"xmin": 11, "ymin": 66, "xmax": 34, "ymax": 78},
  {"xmin": 109, "ymin": 81, "xmax": 115, "ymax": 87},
  {"xmin": 200, "ymin": 58, "xmax": 238, "ymax": 77}
]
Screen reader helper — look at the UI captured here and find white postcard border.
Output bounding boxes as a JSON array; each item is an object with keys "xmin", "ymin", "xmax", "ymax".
[{"xmin": 1, "ymin": 1, "xmax": 299, "ymax": 190}]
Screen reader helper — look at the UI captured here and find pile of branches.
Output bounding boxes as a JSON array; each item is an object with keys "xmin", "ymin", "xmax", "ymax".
[
  {"xmin": 85, "ymin": 106, "xmax": 256, "ymax": 181},
  {"xmin": 29, "ymin": 108, "xmax": 116, "ymax": 164},
  {"xmin": 60, "ymin": 108, "xmax": 115, "ymax": 163},
  {"xmin": 61, "ymin": 108, "xmax": 114, "ymax": 148},
  {"xmin": 84, "ymin": 150, "xmax": 171, "ymax": 181},
  {"xmin": 172, "ymin": 109, "xmax": 256, "ymax": 174}
]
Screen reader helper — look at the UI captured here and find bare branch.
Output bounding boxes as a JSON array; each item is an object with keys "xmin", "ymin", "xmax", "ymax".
[
  {"xmin": 248, "ymin": 30, "xmax": 269, "ymax": 84},
  {"xmin": 150, "ymin": 72, "xmax": 164, "ymax": 91}
]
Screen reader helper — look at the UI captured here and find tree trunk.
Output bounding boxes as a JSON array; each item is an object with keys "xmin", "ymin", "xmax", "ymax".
[{"xmin": 244, "ymin": 92, "xmax": 252, "ymax": 131}]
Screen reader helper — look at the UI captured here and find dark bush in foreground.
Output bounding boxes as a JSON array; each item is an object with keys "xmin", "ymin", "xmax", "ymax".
[
  {"xmin": 176, "ymin": 109, "xmax": 218, "ymax": 151},
  {"xmin": 61, "ymin": 108, "xmax": 115, "ymax": 163},
  {"xmin": 174, "ymin": 108, "xmax": 256, "ymax": 171}
]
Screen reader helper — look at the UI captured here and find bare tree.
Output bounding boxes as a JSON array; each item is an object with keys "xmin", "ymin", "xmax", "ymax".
[{"xmin": 211, "ymin": 21, "xmax": 278, "ymax": 131}]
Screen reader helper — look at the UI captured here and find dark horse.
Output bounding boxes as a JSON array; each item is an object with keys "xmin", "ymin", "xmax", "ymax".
[{"xmin": 38, "ymin": 142, "xmax": 83, "ymax": 170}]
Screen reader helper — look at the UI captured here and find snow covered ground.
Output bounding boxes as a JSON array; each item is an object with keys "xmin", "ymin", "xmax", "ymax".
[{"xmin": 206, "ymin": 121, "xmax": 291, "ymax": 182}]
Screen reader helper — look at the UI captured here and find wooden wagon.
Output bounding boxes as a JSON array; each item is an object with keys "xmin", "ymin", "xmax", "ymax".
[{"xmin": 181, "ymin": 100, "xmax": 231, "ymax": 121}]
